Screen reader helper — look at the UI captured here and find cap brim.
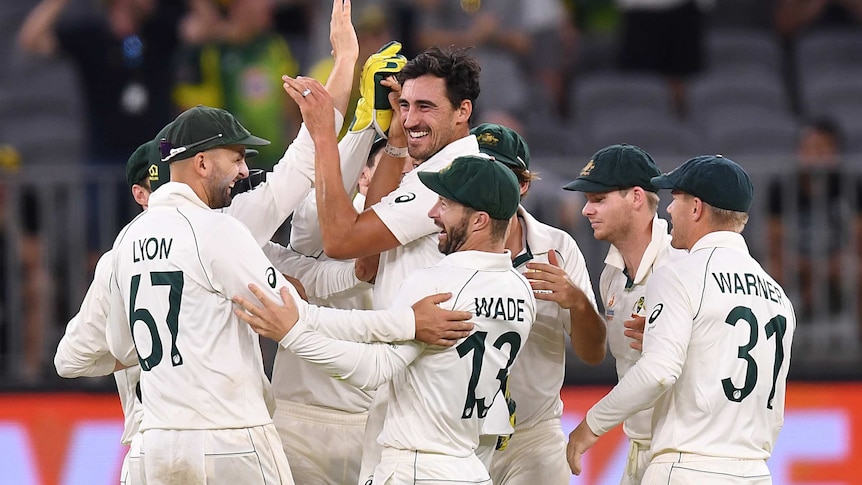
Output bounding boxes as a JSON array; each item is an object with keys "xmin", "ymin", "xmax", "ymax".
[
  {"xmin": 562, "ymin": 178, "xmax": 620, "ymax": 193},
  {"xmin": 418, "ymin": 171, "xmax": 460, "ymax": 203},
  {"xmin": 479, "ymin": 148, "xmax": 525, "ymax": 170},
  {"xmin": 650, "ymin": 174, "xmax": 676, "ymax": 189},
  {"xmin": 235, "ymin": 134, "xmax": 271, "ymax": 146}
]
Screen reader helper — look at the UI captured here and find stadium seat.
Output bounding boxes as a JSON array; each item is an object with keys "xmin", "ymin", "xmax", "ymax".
[
  {"xmin": 703, "ymin": 108, "xmax": 798, "ymax": 158},
  {"xmin": 799, "ymin": 70, "xmax": 862, "ymax": 118},
  {"xmin": 704, "ymin": 29, "xmax": 782, "ymax": 76},
  {"xmin": 687, "ymin": 70, "xmax": 791, "ymax": 127},
  {"xmin": 587, "ymin": 117, "xmax": 699, "ymax": 168},
  {"xmin": 569, "ymin": 72, "xmax": 673, "ymax": 125}
]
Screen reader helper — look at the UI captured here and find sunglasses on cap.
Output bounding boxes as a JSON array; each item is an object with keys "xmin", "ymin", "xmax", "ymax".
[{"xmin": 159, "ymin": 133, "xmax": 223, "ymax": 162}]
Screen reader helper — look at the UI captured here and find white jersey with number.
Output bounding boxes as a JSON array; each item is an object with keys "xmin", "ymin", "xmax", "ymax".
[
  {"xmin": 106, "ymin": 183, "xmax": 415, "ymax": 431},
  {"xmin": 587, "ymin": 231, "xmax": 796, "ymax": 461},
  {"xmin": 600, "ymin": 216, "xmax": 679, "ymax": 443},
  {"xmin": 280, "ymin": 250, "xmax": 536, "ymax": 457},
  {"xmin": 370, "ymin": 135, "xmax": 480, "ymax": 309}
]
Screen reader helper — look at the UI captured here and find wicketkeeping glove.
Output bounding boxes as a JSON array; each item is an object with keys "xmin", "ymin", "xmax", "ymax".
[
  {"xmin": 349, "ymin": 41, "xmax": 407, "ymax": 138},
  {"xmin": 495, "ymin": 378, "xmax": 517, "ymax": 451}
]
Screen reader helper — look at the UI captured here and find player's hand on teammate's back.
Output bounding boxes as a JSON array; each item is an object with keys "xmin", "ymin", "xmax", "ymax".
[
  {"xmin": 233, "ymin": 285, "xmax": 300, "ymax": 342},
  {"xmin": 624, "ymin": 315, "xmax": 645, "ymax": 351},
  {"xmin": 566, "ymin": 419, "xmax": 600, "ymax": 476},
  {"xmin": 412, "ymin": 292, "xmax": 474, "ymax": 347},
  {"xmin": 283, "ymin": 76, "xmax": 337, "ymax": 141}
]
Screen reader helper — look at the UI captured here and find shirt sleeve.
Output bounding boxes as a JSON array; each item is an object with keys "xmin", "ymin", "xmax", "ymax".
[
  {"xmin": 370, "ymin": 172, "xmax": 440, "ymax": 245},
  {"xmin": 287, "ymin": 128, "xmax": 376, "ymax": 256},
  {"xmin": 224, "ymin": 126, "xmax": 315, "ymax": 247},
  {"xmin": 279, "ymin": 322, "xmax": 424, "ymax": 391},
  {"xmin": 263, "ymin": 242, "xmax": 371, "ymax": 302},
  {"xmin": 54, "ymin": 252, "xmax": 118, "ymax": 377},
  {"xmin": 585, "ymin": 265, "xmax": 690, "ymax": 435},
  {"xmin": 213, "ymin": 219, "xmax": 415, "ymax": 343}
]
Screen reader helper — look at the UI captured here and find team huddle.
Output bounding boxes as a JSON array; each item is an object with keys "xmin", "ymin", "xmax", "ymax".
[{"xmin": 53, "ymin": 1, "xmax": 796, "ymax": 484}]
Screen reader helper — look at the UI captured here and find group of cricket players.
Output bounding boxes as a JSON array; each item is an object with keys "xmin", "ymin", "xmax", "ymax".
[{"xmin": 54, "ymin": 1, "xmax": 796, "ymax": 484}]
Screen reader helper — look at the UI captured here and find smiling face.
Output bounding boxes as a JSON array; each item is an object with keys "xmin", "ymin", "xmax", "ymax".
[
  {"xmin": 428, "ymin": 196, "xmax": 473, "ymax": 255},
  {"xmin": 399, "ymin": 75, "xmax": 470, "ymax": 162},
  {"xmin": 581, "ymin": 189, "xmax": 634, "ymax": 243},
  {"xmin": 202, "ymin": 145, "xmax": 249, "ymax": 209}
]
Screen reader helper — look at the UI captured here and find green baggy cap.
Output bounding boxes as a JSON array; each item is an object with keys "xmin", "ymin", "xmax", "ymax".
[
  {"xmin": 419, "ymin": 155, "xmax": 520, "ymax": 220},
  {"xmin": 563, "ymin": 144, "xmax": 661, "ymax": 193},
  {"xmin": 472, "ymin": 123, "xmax": 530, "ymax": 170},
  {"xmin": 160, "ymin": 105, "xmax": 270, "ymax": 162},
  {"xmin": 651, "ymin": 154, "xmax": 754, "ymax": 212}
]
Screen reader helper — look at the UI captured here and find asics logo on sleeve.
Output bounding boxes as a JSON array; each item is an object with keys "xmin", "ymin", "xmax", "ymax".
[
  {"xmin": 648, "ymin": 303, "xmax": 664, "ymax": 327},
  {"xmin": 394, "ymin": 193, "xmax": 416, "ymax": 203},
  {"xmin": 266, "ymin": 267, "xmax": 277, "ymax": 288}
]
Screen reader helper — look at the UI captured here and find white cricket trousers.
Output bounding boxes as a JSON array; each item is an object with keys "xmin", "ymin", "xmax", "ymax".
[
  {"xmin": 274, "ymin": 399, "xmax": 367, "ymax": 485},
  {"xmin": 119, "ymin": 433, "xmax": 143, "ymax": 485},
  {"xmin": 372, "ymin": 448, "xmax": 492, "ymax": 485},
  {"xmin": 643, "ymin": 452, "xmax": 771, "ymax": 485},
  {"xmin": 139, "ymin": 424, "xmax": 294, "ymax": 484},
  {"xmin": 489, "ymin": 418, "xmax": 569, "ymax": 485},
  {"xmin": 619, "ymin": 439, "xmax": 650, "ymax": 485}
]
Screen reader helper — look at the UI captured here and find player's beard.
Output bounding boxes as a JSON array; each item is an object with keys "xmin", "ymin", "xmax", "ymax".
[{"xmin": 438, "ymin": 215, "xmax": 470, "ymax": 255}]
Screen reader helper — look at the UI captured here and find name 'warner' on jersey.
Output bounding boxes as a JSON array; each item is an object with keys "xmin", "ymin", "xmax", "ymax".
[
  {"xmin": 644, "ymin": 231, "xmax": 796, "ymax": 460},
  {"xmin": 107, "ymin": 183, "xmax": 277, "ymax": 431}
]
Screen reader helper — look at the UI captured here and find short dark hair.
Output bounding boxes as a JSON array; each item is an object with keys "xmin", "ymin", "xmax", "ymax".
[{"xmin": 398, "ymin": 46, "xmax": 481, "ymax": 112}]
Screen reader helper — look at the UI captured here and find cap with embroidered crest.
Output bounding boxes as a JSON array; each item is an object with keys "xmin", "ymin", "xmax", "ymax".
[
  {"xmin": 471, "ymin": 123, "xmax": 530, "ymax": 170},
  {"xmin": 651, "ymin": 154, "xmax": 754, "ymax": 212},
  {"xmin": 563, "ymin": 144, "xmax": 661, "ymax": 193},
  {"xmin": 160, "ymin": 105, "xmax": 270, "ymax": 162},
  {"xmin": 126, "ymin": 139, "xmax": 169, "ymax": 190},
  {"xmin": 419, "ymin": 155, "xmax": 520, "ymax": 220}
]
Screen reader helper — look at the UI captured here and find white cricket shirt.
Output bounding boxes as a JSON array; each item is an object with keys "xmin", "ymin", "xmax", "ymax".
[
  {"xmin": 281, "ymin": 250, "xmax": 536, "ymax": 457},
  {"xmin": 507, "ymin": 207, "xmax": 598, "ymax": 429},
  {"xmin": 600, "ymin": 216, "xmax": 679, "ymax": 442},
  {"xmin": 587, "ymin": 231, "xmax": 796, "ymax": 461},
  {"xmin": 370, "ymin": 135, "xmax": 480, "ymax": 309}
]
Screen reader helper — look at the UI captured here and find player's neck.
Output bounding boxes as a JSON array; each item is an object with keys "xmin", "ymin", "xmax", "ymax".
[
  {"xmin": 503, "ymin": 214, "xmax": 524, "ymax": 261},
  {"xmin": 614, "ymin": 216, "xmax": 653, "ymax": 279}
]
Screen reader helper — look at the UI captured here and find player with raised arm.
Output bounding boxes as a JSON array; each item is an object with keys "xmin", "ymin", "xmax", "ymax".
[
  {"xmin": 563, "ymin": 143, "xmax": 682, "ymax": 484},
  {"xmin": 567, "ymin": 155, "xmax": 796, "ymax": 484},
  {"xmin": 233, "ymin": 154, "xmax": 536, "ymax": 485}
]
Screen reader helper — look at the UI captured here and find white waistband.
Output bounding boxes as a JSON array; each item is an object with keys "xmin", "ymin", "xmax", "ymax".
[{"xmin": 652, "ymin": 452, "xmax": 767, "ymax": 464}]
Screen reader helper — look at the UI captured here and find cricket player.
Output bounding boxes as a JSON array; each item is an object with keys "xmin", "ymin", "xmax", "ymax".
[
  {"xmin": 285, "ymin": 46, "xmax": 492, "ymax": 483},
  {"xmin": 563, "ymin": 143, "xmax": 683, "ymax": 484},
  {"xmin": 105, "ymin": 104, "xmax": 472, "ymax": 484},
  {"xmin": 54, "ymin": 5, "xmax": 362, "ymax": 481},
  {"xmin": 233, "ymin": 155, "xmax": 536, "ymax": 484},
  {"xmin": 467, "ymin": 124, "xmax": 606, "ymax": 484},
  {"xmin": 567, "ymin": 155, "xmax": 796, "ymax": 484}
]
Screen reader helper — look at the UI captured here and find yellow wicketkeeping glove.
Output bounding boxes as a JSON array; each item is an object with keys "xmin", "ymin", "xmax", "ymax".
[
  {"xmin": 349, "ymin": 41, "xmax": 407, "ymax": 138},
  {"xmin": 495, "ymin": 377, "xmax": 517, "ymax": 451}
]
